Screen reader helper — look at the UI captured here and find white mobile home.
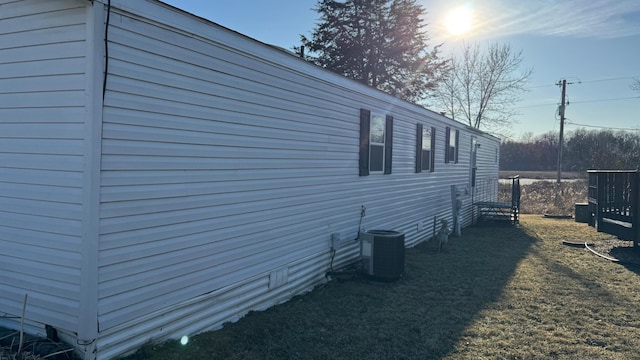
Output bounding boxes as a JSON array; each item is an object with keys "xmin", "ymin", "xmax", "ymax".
[{"xmin": 0, "ymin": 0, "xmax": 501, "ymax": 358}]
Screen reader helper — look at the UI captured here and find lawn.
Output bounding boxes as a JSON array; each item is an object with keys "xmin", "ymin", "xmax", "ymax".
[{"xmin": 122, "ymin": 215, "xmax": 640, "ymax": 360}]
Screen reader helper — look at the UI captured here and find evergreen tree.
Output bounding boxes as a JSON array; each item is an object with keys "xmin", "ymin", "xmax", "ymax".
[{"xmin": 298, "ymin": 0, "xmax": 446, "ymax": 103}]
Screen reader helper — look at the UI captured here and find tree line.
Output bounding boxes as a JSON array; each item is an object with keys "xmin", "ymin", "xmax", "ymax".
[{"xmin": 500, "ymin": 129, "xmax": 640, "ymax": 171}]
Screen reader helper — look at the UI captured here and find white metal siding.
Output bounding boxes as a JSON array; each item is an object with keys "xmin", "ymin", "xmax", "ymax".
[
  {"xmin": 94, "ymin": 1, "xmax": 501, "ymax": 358},
  {"xmin": 0, "ymin": 0, "xmax": 87, "ymax": 332}
]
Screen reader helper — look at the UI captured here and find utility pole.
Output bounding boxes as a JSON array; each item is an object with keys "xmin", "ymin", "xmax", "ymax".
[{"xmin": 556, "ymin": 79, "xmax": 567, "ymax": 184}]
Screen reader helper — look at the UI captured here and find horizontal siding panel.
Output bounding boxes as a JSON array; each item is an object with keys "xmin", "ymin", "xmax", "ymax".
[
  {"xmin": 0, "ymin": 4, "xmax": 85, "ymax": 37},
  {"xmin": 0, "ymin": 0, "xmax": 83, "ymax": 22},
  {"xmin": 100, "ymin": 174, "xmax": 364, "ymax": 203},
  {"xmin": 102, "ymin": 108, "xmax": 352, "ymax": 145},
  {"xmin": 0, "ymin": 168, "xmax": 83, "ymax": 187},
  {"xmin": 99, "ymin": 175, "xmax": 356, "ymax": 216},
  {"xmin": 0, "ymin": 24, "xmax": 85, "ymax": 51},
  {"xmin": 0, "ymin": 123, "xmax": 84, "ymax": 138},
  {"xmin": 0, "ymin": 225, "xmax": 80, "ymax": 252},
  {"xmin": 0, "ymin": 253, "xmax": 80, "ymax": 281},
  {"xmin": 98, "ymin": 221, "xmax": 323, "ymax": 281},
  {"xmin": 98, "ymin": 235, "xmax": 325, "ymax": 301},
  {"xmin": 0, "ymin": 91, "xmax": 85, "ymax": 108},
  {"xmin": 0, "ymin": 41, "xmax": 86, "ymax": 64},
  {"xmin": 99, "ymin": 168, "xmax": 354, "ymax": 187},
  {"xmin": 98, "ymin": 199, "xmax": 362, "ymax": 251},
  {"xmin": 96, "ymin": 252, "xmax": 330, "ymax": 360},
  {"xmin": 0, "ymin": 288, "xmax": 78, "ymax": 331},
  {"xmin": 0, "ymin": 154, "xmax": 82, "ymax": 171},
  {"xmin": 102, "ymin": 123, "xmax": 352, "ymax": 152},
  {"xmin": 98, "ymin": 243, "xmax": 325, "ymax": 331},
  {"xmin": 102, "ymin": 139, "xmax": 350, "ymax": 160},
  {"xmin": 0, "ymin": 74, "xmax": 85, "ymax": 93},
  {"xmin": 105, "ymin": 54, "xmax": 354, "ymax": 125},
  {"xmin": 0, "ymin": 139, "xmax": 83, "ymax": 155},
  {"xmin": 106, "ymin": 25, "xmax": 355, "ymax": 117},
  {"xmin": 0, "ymin": 57, "xmax": 85, "ymax": 79},
  {"xmin": 101, "ymin": 155, "xmax": 352, "ymax": 171},
  {"xmin": 0, "ymin": 210, "xmax": 82, "ymax": 236},
  {"xmin": 0, "ymin": 268, "xmax": 80, "ymax": 301},
  {"xmin": 98, "ymin": 177, "xmax": 435, "ymax": 234},
  {"xmin": 0, "ymin": 196, "xmax": 82, "ymax": 219},
  {"xmin": 0, "ymin": 107, "xmax": 85, "ymax": 123},
  {"xmin": 104, "ymin": 88, "xmax": 352, "ymax": 137},
  {"xmin": 0, "ymin": 181, "xmax": 82, "ymax": 203},
  {"xmin": 0, "ymin": 0, "xmax": 87, "ymax": 339}
]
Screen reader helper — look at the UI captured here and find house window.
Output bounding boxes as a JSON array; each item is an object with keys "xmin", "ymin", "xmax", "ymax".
[
  {"xmin": 370, "ymin": 114, "xmax": 385, "ymax": 172},
  {"xmin": 445, "ymin": 127, "xmax": 459, "ymax": 164},
  {"xmin": 415, "ymin": 124, "xmax": 435, "ymax": 173},
  {"xmin": 359, "ymin": 109, "xmax": 393, "ymax": 176}
]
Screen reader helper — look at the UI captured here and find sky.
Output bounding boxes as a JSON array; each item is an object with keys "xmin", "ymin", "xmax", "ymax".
[{"xmin": 161, "ymin": 0, "xmax": 640, "ymax": 139}]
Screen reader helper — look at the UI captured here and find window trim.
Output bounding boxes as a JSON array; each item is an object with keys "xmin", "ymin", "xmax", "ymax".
[
  {"xmin": 359, "ymin": 109, "xmax": 371, "ymax": 176},
  {"xmin": 416, "ymin": 124, "xmax": 435, "ymax": 173},
  {"xmin": 359, "ymin": 108, "xmax": 393, "ymax": 176},
  {"xmin": 369, "ymin": 113, "xmax": 386, "ymax": 173},
  {"xmin": 445, "ymin": 127, "xmax": 459, "ymax": 164}
]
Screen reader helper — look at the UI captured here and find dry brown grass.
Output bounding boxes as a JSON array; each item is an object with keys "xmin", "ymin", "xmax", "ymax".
[
  {"xmin": 500, "ymin": 179, "xmax": 588, "ymax": 216},
  {"xmin": 499, "ymin": 171, "xmax": 585, "ymax": 180},
  {"xmin": 449, "ymin": 216, "xmax": 640, "ymax": 359},
  {"xmin": 0, "ymin": 348, "xmax": 43, "ymax": 360}
]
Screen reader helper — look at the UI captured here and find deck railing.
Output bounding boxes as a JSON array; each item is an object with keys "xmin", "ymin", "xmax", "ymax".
[
  {"xmin": 587, "ymin": 170, "xmax": 639, "ymax": 248},
  {"xmin": 472, "ymin": 176, "xmax": 520, "ymax": 224}
]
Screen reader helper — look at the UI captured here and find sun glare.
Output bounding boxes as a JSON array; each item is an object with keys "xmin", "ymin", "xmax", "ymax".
[{"xmin": 445, "ymin": 5, "xmax": 473, "ymax": 36}]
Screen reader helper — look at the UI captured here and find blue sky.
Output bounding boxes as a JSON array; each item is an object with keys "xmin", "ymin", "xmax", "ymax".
[{"xmin": 161, "ymin": 0, "xmax": 640, "ymax": 139}]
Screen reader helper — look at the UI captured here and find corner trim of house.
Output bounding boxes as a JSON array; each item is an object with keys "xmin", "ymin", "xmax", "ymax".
[{"xmin": 78, "ymin": 0, "xmax": 105, "ymax": 343}]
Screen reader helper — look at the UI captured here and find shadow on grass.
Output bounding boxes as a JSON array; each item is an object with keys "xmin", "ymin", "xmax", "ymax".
[
  {"xmin": 609, "ymin": 246, "xmax": 640, "ymax": 274},
  {"xmin": 124, "ymin": 224, "xmax": 537, "ymax": 360}
]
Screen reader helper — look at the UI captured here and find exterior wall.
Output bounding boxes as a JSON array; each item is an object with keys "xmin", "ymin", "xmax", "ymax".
[
  {"xmin": 0, "ymin": 0, "xmax": 89, "ymax": 335},
  {"xmin": 1, "ymin": 1, "xmax": 500, "ymax": 359},
  {"xmin": 94, "ymin": 1, "xmax": 500, "ymax": 358},
  {"xmin": 463, "ymin": 131, "xmax": 502, "ymax": 225}
]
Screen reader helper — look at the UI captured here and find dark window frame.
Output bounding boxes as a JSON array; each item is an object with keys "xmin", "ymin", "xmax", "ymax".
[
  {"xmin": 445, "ymin": 127, "xmax": 459, "ymax": 164},
  {"xmin": 415, "ymin": 124, "xmax": 435, "ymax": 173},
  {"xmin": 359, "ymin": 109, "xmax": 393, "ymax": 176}
]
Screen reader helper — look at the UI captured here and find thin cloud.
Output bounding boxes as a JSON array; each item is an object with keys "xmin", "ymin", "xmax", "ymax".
[{"xmin": 472, "ymin": 0, "xmax": 640, "ymax": 39}]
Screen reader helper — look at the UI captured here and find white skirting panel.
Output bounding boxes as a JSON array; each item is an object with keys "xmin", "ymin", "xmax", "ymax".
[{"xmin": 95, "ymin": 250, "xmax": 334, "ymax": 360}]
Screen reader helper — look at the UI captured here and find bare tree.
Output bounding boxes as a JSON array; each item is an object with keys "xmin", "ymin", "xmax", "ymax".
[
  {"xmin": 435, "ymin": 42, "xmax": 532, "ymax": 134},
  {"xmin": 632, "ymin": 78, "xmax": 640, "ymax": 92}
]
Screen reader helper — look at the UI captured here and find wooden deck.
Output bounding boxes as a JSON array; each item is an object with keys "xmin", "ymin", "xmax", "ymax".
[{"xmin": 588, "ymin": 170, "xmax": 639, "ymax": 248}]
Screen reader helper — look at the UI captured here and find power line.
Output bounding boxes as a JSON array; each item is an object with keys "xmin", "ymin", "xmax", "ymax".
[
  {"xmin": 568, "ymin": 95, "xmax": 640, "ymax": 104},
  {"xmin": 515, "ymin": 95, "xmax": 640, "ymax": 109},
  {"xmin": 516, "ymin": 103, "xmax": 558, "ymax": 109},
  {"xmin": 526, "ymin": 83, "xmax": 558, "ymax": 89},
  {"xmin": 524, "ymin": 75, "xmax": 640, "ymax": 91},
  {"xmin": 578, "ymin": 75, "xmax": 640, "ymax": 84},
  {"xmin": 566, "ymin": 121, "xmax": 640, "ymax": 131}
]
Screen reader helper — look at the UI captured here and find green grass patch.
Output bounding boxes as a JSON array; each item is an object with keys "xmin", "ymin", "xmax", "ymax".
[{"xmin": 122, "ymin": 216, "xmax": 640, "ymax": 360}]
